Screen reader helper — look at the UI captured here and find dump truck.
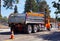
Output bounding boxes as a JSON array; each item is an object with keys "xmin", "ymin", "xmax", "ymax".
[{"xmin": 8, "ymin": 12, "xmax": 47, "ymax": 34}]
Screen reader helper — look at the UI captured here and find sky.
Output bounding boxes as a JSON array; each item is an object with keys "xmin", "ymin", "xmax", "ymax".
[{"xmin": 1, "ymin": 0, "xmax": 60, "ymax": 18}]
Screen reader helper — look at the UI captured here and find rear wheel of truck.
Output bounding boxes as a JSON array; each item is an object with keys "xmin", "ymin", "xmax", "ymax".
[
  {"xmin": 32, "ymin": 25, "xmax": 37, "ymax": 33},
  {"xmin": 37, "ymin": 25, "xmax": 40, "ymax": 32},
  {"xmin": 26, "ymin": 25, "xmax": 32, "ymax": 34}
]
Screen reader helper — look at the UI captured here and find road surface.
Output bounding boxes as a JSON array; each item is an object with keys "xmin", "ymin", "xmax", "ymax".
[
  {"xmin": 0, "ymin": 27, "xmax": 60, "ymax": 41},
  {"xmin": 0, "ymin": 23, "xmax": 60, "ymax": 41}
]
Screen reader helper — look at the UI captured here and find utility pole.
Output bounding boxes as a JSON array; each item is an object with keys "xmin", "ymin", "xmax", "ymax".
[{"xmin": 44, "ymin": 8, "xmax": 47, "ymax": 25}]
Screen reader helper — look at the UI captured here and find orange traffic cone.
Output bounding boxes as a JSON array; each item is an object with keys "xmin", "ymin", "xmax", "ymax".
[{"xmin": 10, "ymin": 30, "xmax": 15, "ymax": 39}]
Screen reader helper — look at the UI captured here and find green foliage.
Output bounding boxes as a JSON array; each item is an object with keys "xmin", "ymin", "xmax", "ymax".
[
  {"xmin": 0, "ymin": 16, "xmax": 8, "ymax": 23},
  {"xmin": 38, "ymin": 1, "xmax": 47, "ymax": 12},
  {"xmin": 0, "ymin": 14, "xmax": 2, "ymax": 19},
  {"xmin": 57, "ymin": 3, "xmax": 60, "ymax": 10},
  {"xmin": 58, "ymin": 10, "xmax": 60, "ymax": 13},
  {"xmin": 54, "ymin": 11, "xmax": 58, "ymax": 14},
  {"xmin": 24, "ymin": 0, "xmax": 31, "ymax": 12},
  {"xmin": 24, "ymin": 0, "xmax": 38, "ymax": 13},
  {"xmin": 3, "ymin": 0, "xmax": 19, "ymax": 9},
  {"xmin": 2, "ymin": 16, "xmax": 8, "ymax": 22},
  {"xmin": 31, "ymin": 0, "xmax": 38, "ymax": 12},
  {"xmin": 59, "ymin": 0, "xmax": 60, "ymax": 2},
  {"xmin": 39, "ymin": 1, "xmax": 51, "ymax": 17},
  {"xmin": 52, "ymin": 1, "xmax": 60, "ymax": 14},
  {"xmin": 57, "ymin": 18, "xmax": 60, "ymax": 22},
  {"xmin": 16, "ymin": 0, "xmax": 19, "ymax": 4},
  {"xmin": 52, "ymin": 1, "xmax": 57, "ymax": 8},
  {"xmin": 0, "ymin": 14, "xmax": 2, "ymax": 17},
  {"xmin": 14, "ymin": 5, "xmax": 18, "ymax": 13}
]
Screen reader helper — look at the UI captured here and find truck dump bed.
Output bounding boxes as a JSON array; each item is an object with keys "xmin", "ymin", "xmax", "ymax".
[
  {"xmin": 26, "ymin": 12, "xmax": 45, "ymax": 24},
  {"xmin": 8, "ymin": 12, "xmax": 45, "ymax": 24},
  {"xmin": 8, "ymin": 13, "xmax": 26, "ymax": 23}
]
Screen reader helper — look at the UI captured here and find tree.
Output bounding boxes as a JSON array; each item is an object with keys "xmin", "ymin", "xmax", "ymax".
[
  {"xmin": 3, "ymin": 0, "xmax": 19, "ymax": 9},
  {"xmin": 24, "ymin": 0, "xmax": 38, "ymax": 13},
  {"xmin": 3, "ymin": 16, "xmax": 8, "ymax": 22},
  {"xmin": 52, "ymin": 0, "xmax": 60, "ymax": 14},
  {"xmin": 57, "ymin": 18, "xmax": 60, "ymax": 22},
  {"xmin": 0, "ymin": 13, "xmax": 2, "ymax": 20},
  {"xmin": 54, "ymin": 10, "xmax": 58, "ymax": 19},
  {"xmin": 52, "ymin": 0, "xmax": 60, "ymax": 22},
  {"xmin": 38, "ymin": 0, "xmax": 51, "ymax": 17},
  {"xmin": 38, "ymin": 0, "xmax": 51, "ymax": 24},
  {"xmin": 0, "ymin": 14, "xmax": 2, "ymax": 17},
  {"xmin": 3, "ymin": 0, "xmax": 18, "ymax": 14},
  {"xmin": 14, "ymin": 5, "xmax": 18, "ymax": 13},
  {"xmin": 39, "ymin": 1, "xmax": 47, "ymax": 12},
  {"xmin": 38, "ymin": 1, "xmax": 51, "ymax": 19},
  {"xmin": 31, "ymin": 0, "xmax": 38, "ymax": 12}
]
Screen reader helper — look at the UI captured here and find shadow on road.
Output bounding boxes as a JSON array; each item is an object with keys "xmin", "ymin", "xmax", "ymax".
[
  {"xmin": 41, "ymin": 32, "xmax": 60, "ymax": 41},
  {"xmin": 32, "ymin": 31, "xmax": 60, "ymax": 41},
  {"xmin": 0, "ymin": 32, "xmax": 11, "ymax": 35},
  {"xmin": 0, "ymin": 32, "xmax": 27, "ymax": 35},
  {"xmin": 0, "ymin": 30, "xmax": 60, "ymax": 41}
]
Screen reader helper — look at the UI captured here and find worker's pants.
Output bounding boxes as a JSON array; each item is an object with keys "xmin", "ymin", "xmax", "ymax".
[{"xmin": 47, "ymin": 28, "xmax": 50, "ymax": 31}]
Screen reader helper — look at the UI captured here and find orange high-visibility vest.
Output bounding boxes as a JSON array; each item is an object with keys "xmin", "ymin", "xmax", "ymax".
[{"xmin": 46, "ymin": 23, "xmax": 50, "ymax": 28}]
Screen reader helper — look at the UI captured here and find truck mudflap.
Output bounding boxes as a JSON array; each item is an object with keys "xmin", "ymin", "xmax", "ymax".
[{"xmin": 16, "ymin": 24, "xmax": 23, "ymax": 31}]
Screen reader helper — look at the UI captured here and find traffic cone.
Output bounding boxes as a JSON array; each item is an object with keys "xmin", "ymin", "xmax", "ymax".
[{"xmin": 10, "ymin": 30, "xmax": 15, "ymax": 39}]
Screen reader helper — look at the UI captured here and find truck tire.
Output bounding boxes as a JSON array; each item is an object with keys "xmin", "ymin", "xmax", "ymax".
[
  {"xmin": 32, "ymin": 25, "xmax": 37, "ymax": 33},
  {"xmin": 26, "ymin": 25, "xmax": 32, "ymax": 34},
  {"xmin": 37, "ymin": 25, "xmax": 40, "ymax": 32}
]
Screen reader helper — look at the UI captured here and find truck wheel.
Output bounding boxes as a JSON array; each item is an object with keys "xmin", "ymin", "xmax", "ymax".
[
  {"xmin": 26, "ymin": 25, "xmax": 32, "ymax": 34},
  {"xmin": 37, "ymin": 25, "xmax": 40, "ymax": 32},
  {"xmin": 32, "ymin": 25, "xmax": 37, "ymax": 33}
]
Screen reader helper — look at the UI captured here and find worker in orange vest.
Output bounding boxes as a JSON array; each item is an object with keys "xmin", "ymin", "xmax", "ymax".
[{"xmin": 45, "ymin": 20, "xmax": 50, "ymax": 31}]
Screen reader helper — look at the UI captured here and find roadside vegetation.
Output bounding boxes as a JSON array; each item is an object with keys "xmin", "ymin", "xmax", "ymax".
[{"xmin": 0, "ymin": 14, "xmax": 8, "ymax": 25}]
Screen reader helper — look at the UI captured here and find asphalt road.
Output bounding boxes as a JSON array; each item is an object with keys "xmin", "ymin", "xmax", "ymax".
[
  {"xmin": 0, "ymin": 23, "xmax": 60, "ymax": 41},
  {"xmin": 0, "ymin": 27, "xmax": 60, "ymax": 41}
]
